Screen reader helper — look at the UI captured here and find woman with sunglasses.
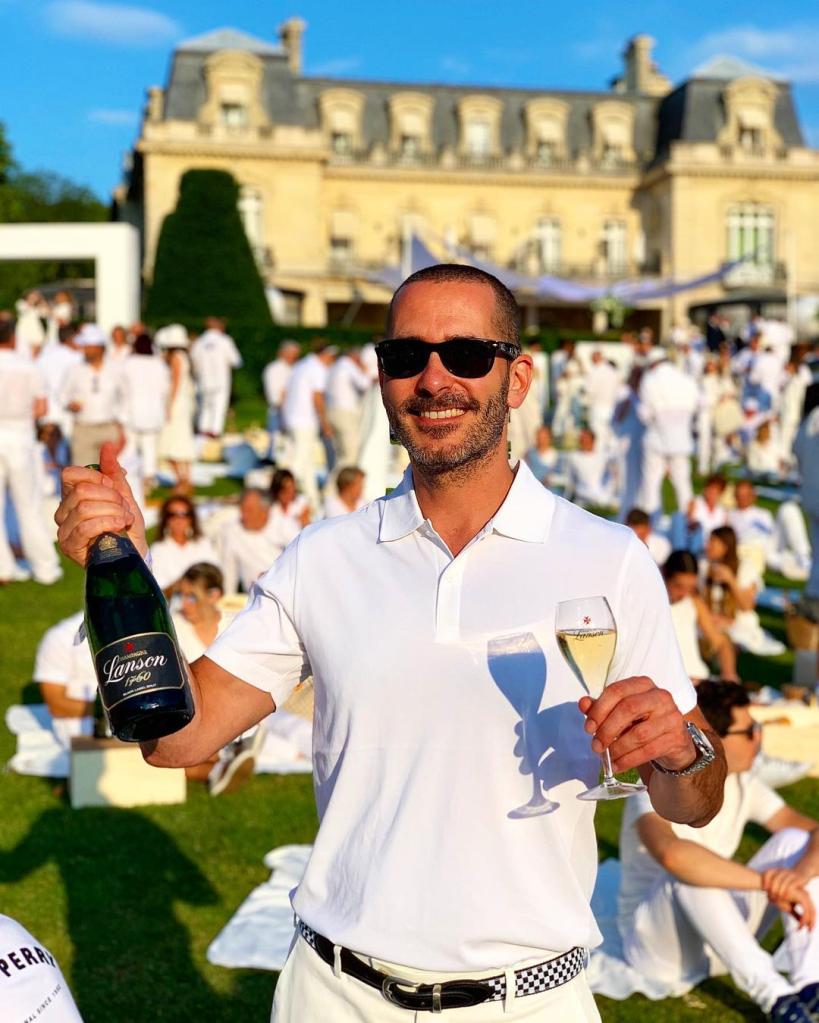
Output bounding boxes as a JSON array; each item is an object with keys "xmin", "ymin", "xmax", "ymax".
[{"xmin": 149, "ymin": 495, "xmax": 219, "ymax": 593}]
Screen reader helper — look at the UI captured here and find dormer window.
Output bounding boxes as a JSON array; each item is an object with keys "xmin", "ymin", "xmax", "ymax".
[
  {"xmin": 739, "ymin": 126, "xmax": 762, "ymax": 151},
  {"xmin": 221, "ymin": 103, "xmax": 247, "ymax": 130},
  {"xmin": 319, "ymin": 88, "xmax": 365, "ymax": 158},
  {"xmin": 332, "ymin": 132, "xmax": 352, "ymax": 154},
  {"xmin": 536, "ymin": 140, "xmax": 555, "ymax": 165},
  {"xmin": 400, "ymin": 134, "xmax": 421, "ymax": 158},
  {"xmin": 466, "ymin": 121, "xmax": 491, "ymax": 158}
]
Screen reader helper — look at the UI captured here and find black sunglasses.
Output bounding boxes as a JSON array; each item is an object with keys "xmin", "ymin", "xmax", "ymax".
[
  {"xmin": 725, "ymin": 721, "xmax": 762, "ymax": 740},
  {"xmin": 375, "ymin": 337, "xmax": 520, "ymax": 379}
]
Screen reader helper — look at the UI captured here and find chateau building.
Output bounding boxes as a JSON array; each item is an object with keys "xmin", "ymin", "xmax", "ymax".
[{"xmin": 116, "ymin": 21, "xmax": 819, "ymax": 333}]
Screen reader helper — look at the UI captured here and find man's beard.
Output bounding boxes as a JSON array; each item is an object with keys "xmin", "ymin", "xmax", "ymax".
[{"xmin": 384, "ymin": 372, "xmax": 510, "ymax": 479}]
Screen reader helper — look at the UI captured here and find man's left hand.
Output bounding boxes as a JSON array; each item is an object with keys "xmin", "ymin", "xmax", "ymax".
[{"xmin": 579, "ymin": 675, "xmax": 695, "ymax": 774}]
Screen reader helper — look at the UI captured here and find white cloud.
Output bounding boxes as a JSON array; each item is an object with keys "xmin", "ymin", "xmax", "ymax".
[
  {"xmin": 690, "ymin": 23, "xmax": 819, "ymax": 83},
  {"xmin": 439, "ymin": 55, "xmax": 471, "ymax": 77},
  {"xmin": 45, "ymin": 1, "xmax": 180, "ymax": 47},
  {"xmin": 308, "ymin": 57, "xmax": 361, "ymax": 76},
  {"xmin": 88, "ymin": 108, "xmax": 138, "ymax": 126}
]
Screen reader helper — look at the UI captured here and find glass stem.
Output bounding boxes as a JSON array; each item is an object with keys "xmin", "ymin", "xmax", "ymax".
[{"xmin": 601, "ymin": 749, "xmax": 617, "ymax": 785}]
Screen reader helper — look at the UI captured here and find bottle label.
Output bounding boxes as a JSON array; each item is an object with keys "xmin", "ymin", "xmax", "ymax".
[{"xmin": 94, "ymin": 632, "xmax": 186, "ymax": 711}]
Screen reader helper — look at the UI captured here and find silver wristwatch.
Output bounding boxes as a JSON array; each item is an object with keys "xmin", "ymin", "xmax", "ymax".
[{"xmin": 650, "ymin": 722, "xmax": 716, "ymax": 777}]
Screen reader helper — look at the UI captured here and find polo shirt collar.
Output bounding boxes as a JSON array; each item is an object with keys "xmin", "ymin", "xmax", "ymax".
[{"xmin": 378, "ymin": 460, "xmax": 555, "ymax": 544}]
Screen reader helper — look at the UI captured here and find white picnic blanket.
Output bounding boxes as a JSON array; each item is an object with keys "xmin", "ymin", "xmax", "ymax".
[{"xmin": 5, "ymin": 704, "xmax": 313, "ymax": 779}]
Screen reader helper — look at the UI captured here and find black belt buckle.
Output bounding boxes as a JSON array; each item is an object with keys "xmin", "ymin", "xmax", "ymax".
[{"xmin": 381, "ymin": 974, "xmax": 491, "ymax": 1013}]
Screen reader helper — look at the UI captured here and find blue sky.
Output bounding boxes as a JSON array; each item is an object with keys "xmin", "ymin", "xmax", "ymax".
[{"xmin": 2, "ymin": 0, "xmax": 819, "ymax": 199}]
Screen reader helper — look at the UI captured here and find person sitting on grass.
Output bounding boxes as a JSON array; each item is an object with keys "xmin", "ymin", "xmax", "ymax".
[
  {"xmin": 618, "ymin": 680, "xmax": 819, "ymax": 1023},
  {"xmin": 565, "ymin": 427, "xmax": 616, "ymax": 508},
  {"xmin": 33, "ymin": 610, "xmax": 96, "ymax": 748},
  {"xmin": 171, "ymin": 561, "xmax": 263, "ymax": 795},
  {"xmin": 323, "ymin": 466, "xmax": 367, "ymax": 519},
  {"xmin": 626, "ymin": 507, "xmax": 671, "ymax": 567},
  {"xmin": 662, "ymin": 550, "xmax": 738, "ymax": 684},
  {"xmin": 703, "ymin": 525, "xmax": 785, "ymax": 656},
  {"xmin": 149, "ymin": 495, "xmax": 219, "ymax": 594}
]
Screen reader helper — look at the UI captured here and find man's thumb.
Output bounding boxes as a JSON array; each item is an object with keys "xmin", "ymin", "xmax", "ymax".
[{"xmin": 98, "ymin": 441, "xmax": 128, "ymax": 489}]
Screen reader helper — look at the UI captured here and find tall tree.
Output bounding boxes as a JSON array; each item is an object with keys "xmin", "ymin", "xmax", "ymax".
[{"xmin": 145, "ymin": 169, "xmax": 272, "ymax": 332}]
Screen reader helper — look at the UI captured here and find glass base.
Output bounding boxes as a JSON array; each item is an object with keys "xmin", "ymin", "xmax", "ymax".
[
  {"xmin": 508, "ymin": 798, "xmax": 560, "ymax": 818},
  {"xmin": 577, "ymin": 779, "xmax": 646, "ymax": 801}
]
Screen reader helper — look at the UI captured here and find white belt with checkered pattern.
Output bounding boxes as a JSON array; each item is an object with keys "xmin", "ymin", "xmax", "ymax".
[{"xmin": 297, "ymin": 919, "xmax": 587, "ymax": 1004}]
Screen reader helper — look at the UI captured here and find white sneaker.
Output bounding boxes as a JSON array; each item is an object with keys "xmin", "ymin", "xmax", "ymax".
[
  {"xmin": 3, "ymin": 565, "xmax": 32, "ymax": 583},
  {"xmin": 33, "ymin": 568, "xmax": 63, "ymax": 586},
  {"xmin": 208, "ymin": 727, "xmax": 265, "ymax": 796},
  {"xmin": 754, "ymin": 750, "xmax": 813, "ymax": 788}
]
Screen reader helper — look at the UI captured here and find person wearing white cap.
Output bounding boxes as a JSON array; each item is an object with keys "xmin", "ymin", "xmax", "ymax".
[
  {"xmin": 156, "ymin": 324, "xmax": 196, "ymax": 493},
  {"xmin": 0, "ymin": 319, "xmax": 62, "ymax": 584},
  {"xmin": 60, "ymin": 323, "xmax": 126, "ymax": 468},
  {"xmin": 190, "ymin": 316, "xmax": 242, "ymax": 438},
  {"xmin": 637, "ymin": 347, "xmax": 699, "ymax": 516}
]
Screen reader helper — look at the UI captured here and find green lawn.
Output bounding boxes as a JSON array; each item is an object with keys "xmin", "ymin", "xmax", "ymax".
[{"xmin": 0, "ymin": 469, "xmax": 816, "ymax": 1021}]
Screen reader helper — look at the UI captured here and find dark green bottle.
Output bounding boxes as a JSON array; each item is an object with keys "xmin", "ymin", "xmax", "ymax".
[{"xmin": 84, "ymin": 531, "xmax": 194, "ymax": 742}]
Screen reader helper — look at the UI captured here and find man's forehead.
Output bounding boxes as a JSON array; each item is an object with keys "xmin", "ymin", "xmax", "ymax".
[{"xmin": 392, "ymin": 280, "xmax": 497, "ymax": 334}]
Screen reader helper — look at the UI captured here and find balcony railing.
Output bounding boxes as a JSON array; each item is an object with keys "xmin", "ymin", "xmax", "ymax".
[
  {"xmin": 328, "ymin": 148, "xmax": 639, "ymax": 175},
  {"xmin": 723, "ymin": 261, "xmax": 787, "ymax": 289}
]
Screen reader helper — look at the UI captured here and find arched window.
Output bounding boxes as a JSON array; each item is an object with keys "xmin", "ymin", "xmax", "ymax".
[{"xmin": 726, "ymin": 204, "xmax": 774, "ymax": 266}]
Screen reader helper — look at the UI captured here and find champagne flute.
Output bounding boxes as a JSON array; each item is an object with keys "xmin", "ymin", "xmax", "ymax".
[{"xmin": 555, "ymin": 596, "xmax": 646, "ymax": 801}]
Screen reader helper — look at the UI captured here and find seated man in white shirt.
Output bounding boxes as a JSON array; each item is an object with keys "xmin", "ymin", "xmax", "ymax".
[
  {"xmin": 33, "ymin": 611, "xmax": 96, "ymax": 747},
  {"xmin": 219, "ymin": 488, "xmax": 291, "ymax": 596},
  {"xmin": 729, "ymin": 480, "xmax": 812, "ymax": 582},
  {"xmin": 618, "ymin": 680, "xmax": 819, "ymax": 1023},
  {"xmin": 323, "ymin": 466, "xmax": 367, "ymax": 519},
  {"xmin": 688, "ymin": 474, "xmax": 729, "ymax": 547},
  {"xmin": 565, "ymin": 427, "xmax": 616, "ymax": 508},
  {"xmin": 625, "ymin": 506, "xmax": 671, "ymax": 566}
]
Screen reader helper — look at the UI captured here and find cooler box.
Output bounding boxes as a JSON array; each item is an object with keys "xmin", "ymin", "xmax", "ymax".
[{"xmin": 70, "ymin": 736, "xmax": 187, "ymax": 808}]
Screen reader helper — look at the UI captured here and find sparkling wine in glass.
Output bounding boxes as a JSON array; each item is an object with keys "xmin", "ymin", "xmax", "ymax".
[{"xmin": 555, "ymin": 596, "xmax": 645, "ymax": 801}]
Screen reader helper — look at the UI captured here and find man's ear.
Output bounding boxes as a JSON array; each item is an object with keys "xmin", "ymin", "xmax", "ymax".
[{"xmin": 507, "ymin": 355, "xmax": 534, "ymax": 411}]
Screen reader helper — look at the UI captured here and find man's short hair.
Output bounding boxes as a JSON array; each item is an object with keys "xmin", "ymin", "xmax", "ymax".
[
  {"xmin": 625, "ymin": 508, "xmax": 650, "ymax": 528},
  {"xmin": 385, "ymin": 264, "xmax": 521, "ymax": 346},
  {"xmin": 58, "ymin": 324, "xmax": 77, "ymax": 345},
  {"xmin": 696, "ymin": 680, "xmax": 750, "ymax": 737},
  {"xmin": 0, "ymin": 319, "xmax": 15, "ymax": 345},
  {"xmin": 182, "ymin": 562, "xmax": 224, "ymax": 592},
  {"xmin": 241, "ymin": 487, "xmax": 271, "ymax": 505},
  {"xmin": 703, "ymin": 474, "xmax": 727, "ymax": 491},
  {"xmin": 336, "ymin": 466, "xmax": 364, "ymax": 493}
]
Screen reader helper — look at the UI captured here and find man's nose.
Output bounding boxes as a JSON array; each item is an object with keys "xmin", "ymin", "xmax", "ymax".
[{"xmin": 415, "ymin": 351, "xmax": 454, "ymax": 393}]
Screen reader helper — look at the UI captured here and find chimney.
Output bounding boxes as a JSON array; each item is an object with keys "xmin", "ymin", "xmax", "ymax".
[
  {"xmin": 621, "ymin": 35, "xmax": 671, "ymax": 96},
  {"xmin": 279, "ymin": 17, "xmax": 307, "ymax": 75}
]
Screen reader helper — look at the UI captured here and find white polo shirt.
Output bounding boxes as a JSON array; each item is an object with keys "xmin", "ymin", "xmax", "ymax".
[
  {"xmin": 60, "ymin": 362, "xmax": 125, "ymax": 425},
  {"xmin": 33, "ymin": 611, "xmax": 96, "ymax": 703},
  {"xmin": 0, "ymin": 349, "xmax": 46, "ymax": 434},
  {"xmin": 206, "ymin": 461, "xmax": 696, "ymax": 972},
  {"xmin": 326, "ymin": 355, "xmax": 370, "ymax": 413},
  {"xmin": 282, "ymin": 355, "xmax": 328, "ymax": 432},
  {"xmin": 639, "ymin": 363, "xmax": 699, "ymax": 456}
]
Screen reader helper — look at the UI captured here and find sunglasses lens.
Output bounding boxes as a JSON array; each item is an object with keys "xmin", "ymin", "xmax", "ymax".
[
  {"xmin": 440, "ymin": 339, "xmax": 495, "ymax": 378},
  {"xmin": 379, "ymin": 341, "xmax": 427, "ymax": 379},
  {"xmin": 378, "ymin": 339, "xmax": 496, "ymax": 379}
]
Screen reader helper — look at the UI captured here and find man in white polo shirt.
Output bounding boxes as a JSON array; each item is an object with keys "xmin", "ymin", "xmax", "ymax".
[
  {"xmin": 281, "ymin": 345, "xmax": 336, "ymax": 511},
  {"xmin": 60, "ymin": 324, "xmax": 125, "ymax": 468},
  {"xmin": 56, "ymin": 265, "xmax": 725, "ymax": 1022}
]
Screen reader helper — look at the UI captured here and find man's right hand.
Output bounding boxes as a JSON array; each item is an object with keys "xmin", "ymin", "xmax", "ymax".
[{"xmin": 55, "ymin": 442, "xmax": 147, "ymax": 566}]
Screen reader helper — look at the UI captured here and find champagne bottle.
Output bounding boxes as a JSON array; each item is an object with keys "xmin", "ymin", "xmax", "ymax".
[{"xmin": 84, "ymin": 531, "xmax": 194, "ymax": 742}]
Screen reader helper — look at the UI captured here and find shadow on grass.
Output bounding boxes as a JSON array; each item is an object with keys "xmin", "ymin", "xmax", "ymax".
[
  {"xmin": 697, "ymin": 976, "xmax": 765, "ymax": 1021},
  {"xmin": 0, "ymin": 805, "xmax": 269, "ymax": 1022}
]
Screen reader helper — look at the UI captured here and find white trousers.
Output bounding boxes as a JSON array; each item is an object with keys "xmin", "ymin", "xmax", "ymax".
[
  {"xmin": 638, "ymin": 449, "xmax": 693, "ymax": 516},
  {"xmin": 197, "ymin": 387, "xmax": 230, "ymax": 436},
  {"xmin": 272, "ymin": 935, "xmax": 601, "ymax": 1022},
  {"xmin": 0, "ymin": 432, "xmax": 61, "ymax": 582},
  {"xmin": 623, "ymin": 828, "xmax": 819, "ymax": 1013},
  {"xmin": 289, "ymin": 428, "xmax": 322, "ymax": 511},
  {"xmin": 766, "ymin": 501, "xmax": 813, "ymax": 577},
  {"xmin": 696, "ymin": 410, "xmax": 713, "ymax": 476},
  {"xmin": 327, "ymin": 408, "xmax": 362, "ymax": 472},
  {"xmin": 125, "ymin": 429, "xmax": 160, "ymax": 479}
]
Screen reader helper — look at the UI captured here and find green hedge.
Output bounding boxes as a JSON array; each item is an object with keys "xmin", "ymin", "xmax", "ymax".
[{"xmin": 144, "ymin": 169, "xmax": 272, "ymax": 330}]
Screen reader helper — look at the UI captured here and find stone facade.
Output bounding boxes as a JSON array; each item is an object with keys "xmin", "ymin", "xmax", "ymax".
[{"xmin": 116, "ymin": 23, "xmax": 819, "ymax": 331}]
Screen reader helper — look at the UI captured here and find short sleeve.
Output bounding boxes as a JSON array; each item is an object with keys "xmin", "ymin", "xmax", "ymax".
[
  {"xmin": 33, "ymin": 621, "xmax": 72, "ymax": 685},
  {"xmin": 204, "ymin": 535, "xmax": 310, "ymax": 707},
  {"xmin": 610, "ymin": 534, "xmax": 697, "ymax": 715},
  {"xmin": 746, "ymin": 777, "xmax": 786, "ymax": 826},
  {"xmin": 65, "ymin": 638, "xmax": 98, "ymax": 702}
]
